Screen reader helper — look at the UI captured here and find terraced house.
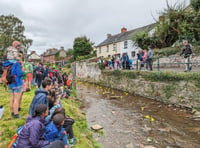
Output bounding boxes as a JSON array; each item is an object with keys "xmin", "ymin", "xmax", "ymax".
[{"xmin": 96, "ymin": 24, "xmax": 156, "ymax": 63}]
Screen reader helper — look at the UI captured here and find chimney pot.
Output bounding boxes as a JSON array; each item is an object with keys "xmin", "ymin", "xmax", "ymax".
[
  {"xmin": 107, "ymin": 34, "xmax": 112, "ymax": 38},
  {"xmin": 121, "ymin": 27, "xmax": 127, "ymax": 33}
]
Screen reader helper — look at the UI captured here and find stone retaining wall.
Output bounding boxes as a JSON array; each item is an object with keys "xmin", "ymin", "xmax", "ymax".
[{"xmin": 72, "ymin": 61, "xmax": 200, "ymax": 109}]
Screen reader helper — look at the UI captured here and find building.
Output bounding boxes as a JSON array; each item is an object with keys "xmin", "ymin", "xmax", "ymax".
[
  {"xmin": 41, "ymin": 47, "xmax": 66, "ymax": 63},
  {"xmin": 96, "ymin": 24, "xmax": 156, "ymax": 63},
  {"xmin": 28, "ymin": 51, "xmax": 40, "ymax": 62}
]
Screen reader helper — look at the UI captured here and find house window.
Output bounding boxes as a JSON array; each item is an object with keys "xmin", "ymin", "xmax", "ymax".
[
  {"xmin": 113, "ymin": 43, "xmax": 116, "ymax": 51},
  {"xmin": 124, "ymin": 40, "xmax": 127, "ymax": 49},
  {"xmin": 107, "ymin": 45, "xmax": 109, "ymax": 52},
  {"xmin": 99, "ymin": 47, "xmax": 101, "ymax": 54},
  {"xmin": 131, "ymin": 51, "xmax": 136, "ymax": 57}
]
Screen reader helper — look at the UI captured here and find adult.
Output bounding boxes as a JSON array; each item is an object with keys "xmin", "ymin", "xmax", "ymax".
[
  {"xmin": 180, "ymin": 40, "xmax": 193, "ymax": 72},
  {"xmin": 25, "ymin": 59, "xmax": 33, "ymax": 91},
  {"xmin": 146, "ymin": 46, "xmax": 153, "ymax": 71},
  {"xmin": 16, "ymin": 104, "xmax": 65, "ymax": 148},
  {"xmin": 142, "ymin": 49, "xmax": 148, "ymax": 69},
  {"xmin": 35, "ymin": 63, "xmax": 44, "ymax": 88},
  {"xmin": 3, "ymin": 51, "xmax": 24, "ymax": 118},
  {"xmin": 29, "ymin": 78, "xmax": 52, "ymax": 115}
]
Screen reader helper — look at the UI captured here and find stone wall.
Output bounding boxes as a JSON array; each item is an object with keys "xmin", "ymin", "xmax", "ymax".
[
  {"xmin": 71, "ymin": 61, "xmax": 101, "ymax": 81},
  {"xmin": 72, "ymin": 61, "xmax": 200, "ymax": 109}
]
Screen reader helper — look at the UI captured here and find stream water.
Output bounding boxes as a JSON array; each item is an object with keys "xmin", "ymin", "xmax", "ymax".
[{"xmin": 75, "ymin": 82, "xmax": 200, "ymax": 148}]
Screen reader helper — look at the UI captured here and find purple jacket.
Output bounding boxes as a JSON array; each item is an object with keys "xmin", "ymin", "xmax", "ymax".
[{"xmin": 16, "ymin": 116, "xmax": 50, "ymax": 148}]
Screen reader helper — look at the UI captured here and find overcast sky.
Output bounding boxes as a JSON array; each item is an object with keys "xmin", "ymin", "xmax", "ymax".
[{"xmin": 0, "ymin": 0, "xmax": 189, "ymax": 55}]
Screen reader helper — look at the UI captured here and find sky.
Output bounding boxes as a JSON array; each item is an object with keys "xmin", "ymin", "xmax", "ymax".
[{"xmin": 0, "ymin": 0, "xmax": 190, "ymax": 55}]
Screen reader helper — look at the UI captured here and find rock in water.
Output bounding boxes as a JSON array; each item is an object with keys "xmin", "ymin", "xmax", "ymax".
[{"xmin": 91, "ymin": 124, "xmax": 103, "ymax": 131}]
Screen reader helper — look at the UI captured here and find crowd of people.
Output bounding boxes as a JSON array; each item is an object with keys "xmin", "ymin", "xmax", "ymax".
[
  {"xmin": 98, "ymin": 46, "xmax": 154, "ymax": 71},
  {"xmin": 0, "ymin": 41, "xmax": 76, "ymax": 148}
]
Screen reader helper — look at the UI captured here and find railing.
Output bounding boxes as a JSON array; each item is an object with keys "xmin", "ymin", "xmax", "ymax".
[{"xmin": 134, "ymin": 54, "xmax": 198, "ymax": 72}]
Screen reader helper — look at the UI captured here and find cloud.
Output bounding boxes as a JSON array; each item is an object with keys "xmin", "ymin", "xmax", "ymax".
[{"xmin": 0, "ymin": 0, "xmax": 190, "ymax": 54}]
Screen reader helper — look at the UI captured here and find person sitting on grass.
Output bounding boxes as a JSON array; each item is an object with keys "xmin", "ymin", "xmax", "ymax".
[
  {"xmin": 52, "ymin": 107, "xmax": 77, "ymax": 145},
  {"xmin": 45, "ymin": 113, "xmax": 68, "ymax": 148},
  {"xmin": 16, "ymin": 104, "xmax": 65, "ymax": 148},
  {"xmin": 29, "ymin": 78, "xmax": 52, "ymax": 115}
]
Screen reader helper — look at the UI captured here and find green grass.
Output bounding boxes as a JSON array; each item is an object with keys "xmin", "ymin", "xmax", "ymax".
[{"xmin": 0, "ymin": 84, "xmax": 100, "ymax": 148}]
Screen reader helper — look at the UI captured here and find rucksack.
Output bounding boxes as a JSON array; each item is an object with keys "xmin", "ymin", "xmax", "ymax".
[
  {"xmin": 6, "ymin": 65, "xmax": 16, "ymax": 84},
  {"xmin": 8, "ymin": 125, "xmax": 24, "ymax": 148},
  {"xmin": 185, "ymin": 44, "xmax": 192, "ymax": 55},
  {"xmin": 2, "ymin": 65, "xmax": 15, "ymax": 85}
]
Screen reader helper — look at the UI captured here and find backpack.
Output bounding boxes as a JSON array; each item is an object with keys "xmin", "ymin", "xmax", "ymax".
[
  {"xmin": 2, "ymin": 65, "xmax": 15, "ymax": 85},
  {"xmin": 8, "ymin": 125, "xmax": 24, "ymax": 148},
  {"xmin": 6, "ymin": 65, "xmax": 16, "ymax": 84},
  {"xmin": 185, "ymin": 44, "xmax": 192, "ymax": 55}
]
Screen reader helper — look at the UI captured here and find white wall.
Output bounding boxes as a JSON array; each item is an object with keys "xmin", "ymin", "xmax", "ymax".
[{"xmin": 120, "ymin": 40, "xmax": 140, "ymax": 64}]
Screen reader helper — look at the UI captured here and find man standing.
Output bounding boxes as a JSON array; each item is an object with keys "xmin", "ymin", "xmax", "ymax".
[
  {"xmin": 146, "ymin": 46, "xmax": 153, "ymax": 71},
  {"xmin": 180, "ymin": 40, "xmax": 193, "ymax": 72}
]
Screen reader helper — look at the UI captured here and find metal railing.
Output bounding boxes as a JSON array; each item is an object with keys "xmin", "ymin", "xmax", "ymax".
[{"xmin": 134, "ymin": 54, "xmax": 197, "ymax": 72}]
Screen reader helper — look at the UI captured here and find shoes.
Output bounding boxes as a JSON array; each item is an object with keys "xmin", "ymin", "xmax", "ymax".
[
  {"xmin": 26, "ymin": 88, "xmax": 30, "ymax": 92},
  {"xmin": 13, "ymin": 114, "xmax": 19, "ymax": 119},
  {"xmin": 11, "ymin": 112, "xmax": 14, "ymax": 117},
  {"xmin": 69, "ymin": 138, "xmax": 77, "ymax": 145}
]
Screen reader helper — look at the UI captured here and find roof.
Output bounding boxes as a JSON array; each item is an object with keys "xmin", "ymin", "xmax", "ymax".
[{"xmin": 97, "ymin": 23, "xmax": 157, "ymax": 47}]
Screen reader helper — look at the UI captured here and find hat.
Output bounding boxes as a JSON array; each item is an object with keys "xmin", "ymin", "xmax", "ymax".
[
  {"xmin": 53, "ymin": 113, "xmax": 65, "ymax": 126},
  {"xmin": 12, "ymin": 41, "xmax": 20, "ymax": 48}
]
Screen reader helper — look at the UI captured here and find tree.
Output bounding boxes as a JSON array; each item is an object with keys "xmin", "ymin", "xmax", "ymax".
[
  {"xmin": 73, "ymin": 36, "xmax": 94, "ymax": 60},
  {"xmin": 66, "ymin": 48, "xmax": 73, "ymax": 56},
  {"xmin": 0, "ymin": 15, "xmax": 32, "ymax": 57},
  {"xmin": 133, "ymin": 0, "xmax": 200, "ymax": 48},
  {"xmin": 191, "ymin": 0, "xmax": 200, "ymax": 12}
]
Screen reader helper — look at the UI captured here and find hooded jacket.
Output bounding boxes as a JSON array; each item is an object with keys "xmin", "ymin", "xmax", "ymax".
[
  {"xmin": 16, "ymin": 116, "xmax": 50, "ymax": 148},
  {"xmin": 3, "ymin": 60, "xmax": 24, "ymax": 88},
  {"xmin": 29, "ymin": 88, "xmax": 49, "ymax": 115}
]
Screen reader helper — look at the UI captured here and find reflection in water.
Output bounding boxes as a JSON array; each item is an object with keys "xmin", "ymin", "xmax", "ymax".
[{"xmin": 75, "ymin": 81, "xmax": 200, "ymax": 148}]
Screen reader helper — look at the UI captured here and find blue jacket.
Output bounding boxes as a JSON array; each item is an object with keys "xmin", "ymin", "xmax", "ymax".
[
  {"xmin": 16, "ymin": 116, "xmax": 50, "ymax": 148},
  {"xmin": 3, "ymin": 60, "xmax": 24, "ymax": 88},
  {"xmin": 44, "ymin": 121, "xmax": 67, "ymax": 145},
  {"xmin": 29, "ymin": 88, "xmax": 49, "ymax": 115}
]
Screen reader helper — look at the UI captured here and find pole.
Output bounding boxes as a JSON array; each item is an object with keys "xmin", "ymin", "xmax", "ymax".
[{"xmin": 157, "ymin": 56, "xmax": 160, "ymax": 71}]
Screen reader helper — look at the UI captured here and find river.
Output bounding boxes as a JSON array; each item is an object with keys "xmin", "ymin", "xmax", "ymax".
[{"xmin": 75, "ymin": 81, "xmax": 200, "ymax": 148}]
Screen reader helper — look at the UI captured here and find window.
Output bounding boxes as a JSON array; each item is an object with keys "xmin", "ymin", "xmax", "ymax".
[
  {"xmin": 124, "ymin": 40, "xmax": 127, "ymax": 49},
  {"xmin": 131, "ymin": 51, "xmax": 136, "ymax": 57},
  {"xmin": 113, "ymin": 43, "xmax": 116, "ymax": 51},
  {"xmin": 99, "ymin": 47, "xmax": 101, "ymax": 54},
  {"xmin": 107, "ymin": 45, "xmax": 109, "ymax": 52}
]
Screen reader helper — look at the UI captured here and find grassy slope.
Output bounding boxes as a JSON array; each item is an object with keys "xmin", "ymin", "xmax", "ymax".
[{"xmin": 0, "ymin": 84, "xmax": 100, "ymax": 148}]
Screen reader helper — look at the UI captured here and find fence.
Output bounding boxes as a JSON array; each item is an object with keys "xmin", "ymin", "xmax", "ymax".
[{"xmin": 135, "ymin": 54, "xmax": 200, "ymax": 72}]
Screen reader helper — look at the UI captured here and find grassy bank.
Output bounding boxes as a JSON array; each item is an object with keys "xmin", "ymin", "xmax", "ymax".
[{"xmin": 0, "ymin": 84, "xmax": 100, "ymax": 148}]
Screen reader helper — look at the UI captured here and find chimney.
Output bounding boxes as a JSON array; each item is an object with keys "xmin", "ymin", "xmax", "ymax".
[
  {"xmin": 107, "ymin": 34, "xmax": 112, "ymax": 38},
  {"xmin": 121, "ymin": 27, "xmax": 127, "ymax": 33}
]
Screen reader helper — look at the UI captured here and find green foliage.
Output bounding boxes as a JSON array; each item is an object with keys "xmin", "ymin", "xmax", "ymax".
[
  {"xmin": 154, "ymin": 47, "xmax": 180, "ymax": 57},
  {"xmin": 163, "ymin": 85, "xmax": 176, "ymax": 99},
  {"xmin": 104, "ymin": 70, "xmax": 200, "ymax": 88},
  {"xmin": 191, "ymin": 0, "xmax": 200, "ymax": 12},
  {"xmin": 133, "ymin": 0, "xmax": 200, "ymax": 49},
  {"xmin": 76, "ymin": 53, "xmax": 97, "ymax": 61},
  {"xmin": 66, "ymin": 48, "xmax": 73, "ymax": 56},
  {"xmin": 73, "ymin": 36, "xmax": 94, "ymax": 60},
  {"xmin": 0, "ymin": 15, "xmax": 32, "ymax": 57},
  {"xmin": 0, "ymin": 86, "xmax": 100, "ymax": 148},
  {"xmin": 67, "ymin": 63, "xmax": 71, "ymax": 68}
]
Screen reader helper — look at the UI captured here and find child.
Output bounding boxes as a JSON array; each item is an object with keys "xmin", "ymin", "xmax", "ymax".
[
  {"xmin": 52, "ymin": 107, "xmax": 76, "ymax": 145},
  {"xmin": 45, "ymin": 113, "xmax": 68, "ymax": 148},
  {"xmin": 6, "ymin": 41, "xmax": 21, "ymax": 63}
]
